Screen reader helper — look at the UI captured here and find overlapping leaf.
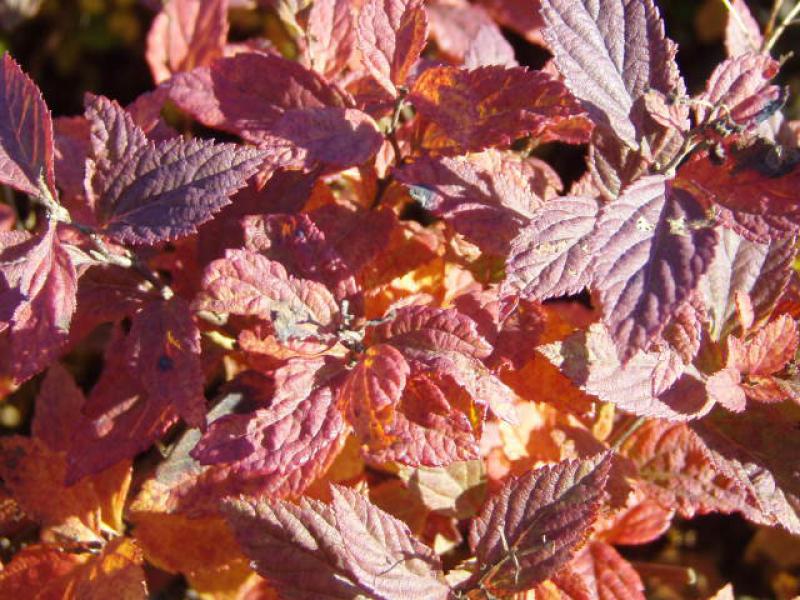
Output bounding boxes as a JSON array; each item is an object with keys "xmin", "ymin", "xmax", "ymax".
[
  {"xmin": 355, "ymin": 0, "xmax": 428, "ymax": 97},
  {"xmin": 396, "ymin": 150, "xmax": 560, "ymax": 256},
  {"xmin": 675, "ymin": 138, "xmax": 800, "ymax": 242},
  {"xmin": 0, "ymin": 222, "xmax": 78, "ymax": 382},
  {"xmin": 191, "ymin": 357, "xmax": 347, "ymax": 501},
  {"xmin": 223, "ymin": 486, "xmax": 449, "ymax": 600},
  {"xmin": 145, "ymin": 0, "xmax": 229, "ymax": 83},
  {"xmin": 410, "ymin": 65, "xmax": 592, "ymax": 153}
]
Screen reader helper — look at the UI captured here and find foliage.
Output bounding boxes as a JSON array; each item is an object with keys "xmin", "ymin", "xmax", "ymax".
[{"xmin": 1, "ymin": 0, "xmax": 800, "ymax": 597}]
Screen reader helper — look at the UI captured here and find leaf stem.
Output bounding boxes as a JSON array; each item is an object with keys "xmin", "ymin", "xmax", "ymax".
[{"xmin": 610, "ymin": 415, "xmax": 646, "ymax": 452}]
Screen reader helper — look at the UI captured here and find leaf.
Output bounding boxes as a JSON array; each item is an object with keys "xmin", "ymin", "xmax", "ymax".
[
  {"xmin": 66, "ymin": 324, "xmax": 178, "ymax": 483},
  {"xmin": 539, "ymin": 0, "xmax": 680, "ymax": 148},
  {"xmin": 62, "ymin": 537, "xmax": 148, "ymax": 600},
  {"xmin": 125, "ymin": 298, "xmax": 206, "ymax": 428},
  {"xmin": 692, "ymin": 404, "xmax": 800, "ymax": 534},
  {"xmin": 0, "ymin": 222, "xmax": 78, "ymax": 383},
  {"xmin": 675, "ymin": 138, "xmax": 800, "ymax": 242},
  {"xmin": 197, "ymin": 248, "xmax": 341, "ymax": 344},
  {"xmin": 145, "ymin": 0, "xmax": 229, "ymax": 83},
  {"xmin": 724, "ymin": 0, "xmax": 763, "ymax": 57},
  {"xmin": 699, "ymin": 228, "xmax": 794, "ymax": 341},
  {"xmin": 340, "ymin": 343, "xmax": 409, "ymax": 444},
  {"xmin": 305, "ymin": 0, "xmax": 356, "ymax": 79},
  {"xmin": 728, "ymin": 314, "xmax": 799, "ymax": 377},
  {"xmin": 168, "ymin": 53, "xmax": 350, "ymax": 144},
  {"xmin": 32, "ymin": 363, "xmax": 86, "ymax": 453},
  {"xmin": 190, "ymin": 357, "xmax": 347, "ymax": 500},
  {"xmin": 0, "ymin": 544, "xmax": 85, "ymax": 598},
  {"xmin": 365, "ymin": 367, "xmax": 481, "ymax": 466},
  {"xmin": 467, "ymin": 454, "xmax": 611, "ymax": 594},
  {"xmin": 0, "ymin": 53, "xmax": 55, "ymax": 197},
  {"xmin": 695, "ymin": 53, "xmax": 783, "ymax": 132},
  {"xmin": 86, "ymin": 95, "xmax": 265, "ymax": 244},
  {"xmin": 369, "ymin": 304, "xmax": 493, "ymax": 359},
  {"xmin": 223, "ymin": 486, "xmax": 448, "ymax": 600},
  {"xmin": 263, "ymin": 106, "xmax": 383, "ymax": 173},
  {"xmin": 355, "ymin": 0, "xmax": 428, "ymax": 97},
  {"xmin": 539, "ymin": 323, "xmax": 714, "ymax": 420},
  {"xmin": 426, "ymin": 0, "xmax": 497, "ymax": 63},
  {"xmin": 398, "ymin": 460, "xmax": 487, "ymax": 519},
  {"xmin": 503, "ymin": 195, "xmax": 599, "ymax": 301},
  {"xmin": 396, "ymin": 150, "xmax": 560, "ymax": 256},
  {"xmin": 328, "ymin": 485, "xmax": 450, "ymax": 599},
  {"xmin": 571, "ymin": 541, "xmax": 646, "ymax": 600},
  {"xmin": 410, "ymin": 65, "xmax": 592, "ymax": 153},
  {"xmin": 589, "ymin": 176, "xmax": 718, "ymax": 361},
  {"xmin": 621, "ymin": 419, "xmax": 756, "ymax": 520}
]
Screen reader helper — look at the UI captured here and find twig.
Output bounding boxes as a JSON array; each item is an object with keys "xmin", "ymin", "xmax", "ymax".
[
  {"xmin": 610, "ymin": 416, "xmax": 646, "ymax": 452},
  {"xmin": 764, "ymin": 0, "xmax": 786, "ymax": 42},
  {"xmin": 765, "ymin": 0, "xmax": 800, "ymax": 52}
]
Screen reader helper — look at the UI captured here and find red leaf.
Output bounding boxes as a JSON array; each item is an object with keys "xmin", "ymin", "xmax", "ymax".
[
  {"xmin": 700, "ymin": 228, "xmax": 794, "ymax": 341},
  {"xmin": 367, "ymin": 369, "xmax": 480, "ymax": 466},
  {"xmin": 571, "ymin": 541, "xmax": 646, "ymax": 600},
  {"xmin": 540, "ymin": 324, "xmax": 714, "ymax": 420},
  {"xmin": 675, "ymin": 138, "xmax": 800, "ymax": 242},
  {"xmin": 262, "ymin": 106, "xmax": 383, "ymax": 173},
  {"xmin": 396, "ymin": 150, "xmax": 560, "ymax": 256},
  {"xmin": 340, "ymin": 343, "xmax": 410, "ymax": 443},
  {"xmin": 503, "ymin": 196, "xmax": 599, "ymax": 301},
  {"xmin": 728, "ymin": 314, "xmax": 798, "ymax": 377},
  {"xmin": 168, "ymin": 53, "xmax": 350, "ymax": 144},
  {"xmin": 305, "ymin": 0, "xmax": 357, "ymax": 79},
  {"xmin": 410, "ymin": 65, "xmax": 592, "ymax": 153},
  {"xmin": 695, "ymin": 53, "xmax": 783, "ymax": 132},
  {"xmin": 706, "ymin": 368, "xmax": 747, "ymax": 413},
  {"xmin": 223, "ymin": 485, "xmax": 448, "ymax": 600},
  {"xmin": 622, "ymin": 419, "xmax": 754, "ymax": 520},
  {"xmin": 145, "ymin": 0, "xmax": 228, "ymax": 83},
  {"xmin": 0, "ymin": 223, "xmax": 78, "ymax": 383},
  {"xmin": 67, "ymin": 324, "xmax": 178, "ymax": 483},
  {"xmin": 589, "ymin": 176, "xmax": 718, "ymax": 361},
  {"xmin": 369, "ymin": 304, "xmax": 492, "ymax": 358},
  {"xmin": 197, "ymin": 249, "xmax": 341, "ymax": 345},
  {"xmin": 0, "ymin": 53, "xmax": 56, "ymax": 197},
  {"xmin": 540, "ymin": 0, "xmax": 682, "ymax": 148},
  {"xmin": 126, "ymin": 298, "xmax": 206, "ymax": 428},
  {"xmin": 355, "ymin": 0, "xmax": 428, "ymax": 97},
  {"xmin": 191, "ymin": 357, "xmax": 347, "ymax": 501},
  {"xmin": 32, "ymin": 363, "xmax": 86, "ymax": 453},
  {"xmin": 86, "ymin": 95, "xmax": 265, "ymax": 245},
  {"xmin": 692, "ymin": 405, "xmax": 800, "ymax": 534},
  {"xmin": 467, "ymin": 454, "xmax": 611, "ymax": 594},
  {"xmin": 426, "ymin": 0, "xmax": 504, "ymax": 64}
]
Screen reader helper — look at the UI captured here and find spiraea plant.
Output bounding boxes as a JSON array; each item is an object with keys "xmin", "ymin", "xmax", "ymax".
[{"xmin": 1, "ymin": 0, "xmax": 800, "ymax": 597}]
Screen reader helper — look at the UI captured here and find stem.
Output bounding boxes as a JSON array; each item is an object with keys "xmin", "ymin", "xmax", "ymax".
[
  {"xmin": 765, "ymin": 0, "xmax": 786, "ymax": 42},
  {"xmin": 765, "ymin": 0, "xmax": 800, "ymax": 52},
  {"xmin": 610, "ymin": 416, "xmax": 646, "ymax": 452}
]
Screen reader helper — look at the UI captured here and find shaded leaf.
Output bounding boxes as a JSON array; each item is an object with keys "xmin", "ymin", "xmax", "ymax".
[{"xmin": 571, "ymin": 541, "xmax": 645, "ymax": 600}]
